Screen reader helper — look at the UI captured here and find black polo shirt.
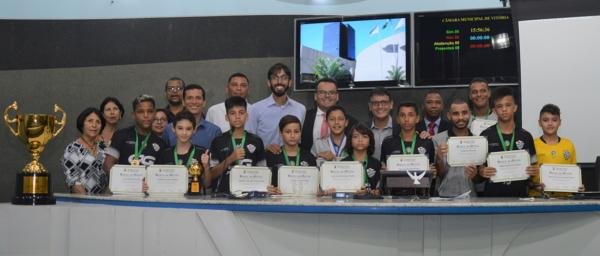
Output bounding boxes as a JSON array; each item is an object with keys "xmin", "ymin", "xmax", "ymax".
[
  {"xmin": 341, "ymin": 155, "xmax": 381, "ymax": 189},
  {"xmin": 266, "ymin": 149, "xmax": 317, "ymax": 187},
  {"xmin": 157, "ymin": 145, "xmax": 209, "ymax": 187},
  {"xmin": 106, "ymin": 126, "xmax": 167, "ymax": 166},
  {"xmin": 380, "ymin": 132, "xmax": 435, "ymax": 165},
  {"xmin": 480, "ymin": 125, "xmax": 537, "ymax": 197},
  {"xmin": 209, "ymin": 131, "xmax": 265, "ymax": 194}
]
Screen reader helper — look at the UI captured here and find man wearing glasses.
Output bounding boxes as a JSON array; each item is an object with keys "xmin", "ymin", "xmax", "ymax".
[
  {"xmin": 300, "ymin": 78, "xmax": 357, "ymax": 152},
  {"xmin": 163, "ymin": 77, "xmax": 185, "ymax": 123},
  {"xmin": 247, "ymin": 63, "xmax": 306, "ymax": 153},
  {"xmin": 367, "ymin": 87, "xmax": 399, "ymax": 160}
]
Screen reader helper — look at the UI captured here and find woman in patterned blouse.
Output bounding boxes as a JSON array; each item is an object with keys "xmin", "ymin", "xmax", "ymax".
[{"xmin": 60, "ymin": 107, "xmax": 108, "ymax": 194}]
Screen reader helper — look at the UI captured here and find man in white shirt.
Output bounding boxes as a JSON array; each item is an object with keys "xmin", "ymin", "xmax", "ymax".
[{"xmin": 206, "ymin": 73, "xmax": 252, "ymax": 132}]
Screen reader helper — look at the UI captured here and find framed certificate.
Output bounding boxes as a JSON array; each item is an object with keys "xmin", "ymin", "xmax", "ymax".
[
  {"xmin": 447, "ymin": 136, "xmax": 488, "ymax": 166},
  {"xmin": 146, "ymin": 165, "xmax": 188, "ymax": 195},
  {"xmin": 277, "ymin": 166, "xmax": 319, "ymax": 195},
  {"xmin": 487, "ymin": 150, "xmax": 531, "ymax": 183},
  {"xmin": 320, "ymin": 161, "xmax": 363, "ymax": 193},
  {"xmin": 386, "ymin": 154, "xmax": 429, "ymax": 172},
  {"xmin": 540, "ymin": 164, "xmax": 582, "ymax": 193},
  {"xmin": 229, "ymin": 166, "xmax": 272, "ymax": 193},
  {"xmin": 109, "ymin": 164, "xmax": 146, "ymax": 195},
  {"xmin": 470, "ymin": 119, "xmax": 497, "ymax": 136}
]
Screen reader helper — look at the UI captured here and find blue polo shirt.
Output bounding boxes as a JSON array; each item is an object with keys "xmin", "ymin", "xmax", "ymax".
[
  {"xmin": 246, "ymin": 94, "xmax": 306, "ymax": 146},
  {"xmin": 163, "ymin": 119, "xmax": 222, "ymax": 149}
]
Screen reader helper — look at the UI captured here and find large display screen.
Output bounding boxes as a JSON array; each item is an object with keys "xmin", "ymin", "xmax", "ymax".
[
  {"xmin": 295, "ymin": 14, "xmax": 411, "ymax": 91},
  {"xmin": 414, "ymin": 8, "xmax": 518, "ymax": 86}
]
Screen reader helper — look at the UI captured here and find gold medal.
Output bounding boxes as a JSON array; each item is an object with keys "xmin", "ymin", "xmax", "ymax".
[{"xmin": 131, "ymin": 159, "xmax": 140, "ymax": 166}]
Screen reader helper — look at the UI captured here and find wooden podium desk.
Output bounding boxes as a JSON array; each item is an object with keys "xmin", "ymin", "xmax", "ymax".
[{"xmin": 1, "ymin": 193, "xmax": 600, "ymax": 256}]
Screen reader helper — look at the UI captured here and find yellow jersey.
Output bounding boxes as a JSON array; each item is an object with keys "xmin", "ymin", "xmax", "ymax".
[{"xmin": 530, "ymin": 137, "xmax": 577, "ymax": 197}]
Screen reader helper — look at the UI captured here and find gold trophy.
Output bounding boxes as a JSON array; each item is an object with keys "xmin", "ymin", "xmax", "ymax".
[
  {"xmin": 186, "ymin": 162, "xmax": 203, "ymax": 195},
  {"xmin": 4, "ymin": 101, "xmax": 66, "ymax": 205}
]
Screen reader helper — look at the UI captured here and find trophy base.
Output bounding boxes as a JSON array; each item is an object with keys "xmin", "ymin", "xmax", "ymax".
[
  {"xmin": 12, "ymin": 172, "xmax": 56, "ymax": 205},
  {"xmin": 186, "ymin": 181, "xmax": 203, "ymax": 196}
]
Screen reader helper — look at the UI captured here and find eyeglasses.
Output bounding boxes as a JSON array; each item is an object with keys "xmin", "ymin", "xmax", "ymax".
[
  {"xmin": 369, "ymin": 100, "xmax": 391, "ymax": 107},
  {"xmin": 317, "ymin": 90, "xmax": 338, "ymax": 96},
  {"xmin": 270, "ymin": 75, "xmax": 290, "ymax": 82},
  {"xmin": 166, "ymin": 86, "xmax": 183, "ymax": 92}
]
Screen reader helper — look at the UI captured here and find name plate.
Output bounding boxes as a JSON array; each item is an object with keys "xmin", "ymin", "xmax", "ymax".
[
  {"xmin": 386, "ymin": 154, "xmax": 429, "ymax": 171},
  {"xmin": 109, "ymin": 165, "xmax": 146, "ymax": 195},
  {"xmin": 540, "ymin": 164, "xmax": 582, "ymax": 193},
  {"xmin": 447, "ymin": 136, "xmax": 488, "ymax": 166},
  {"xmin": 488, "ymin": 150, "xmax": 531, "ymax": 183},
  {"xmin": 320, "ymin": 161, "xmax": 363, "ymax": 193},
  {"xmin": 470, "ymin": 119, "xmax": 497, "ymax": 136},
  {"xmin": 229, "ymin": 166, "xmax": 272, "ymax": 193},
  {"xmin": 146, "ymin": 165, "xmax": 188, "ymax": 195},
  {"xmin": 277, "ymin": 166, "xmax": 319, "ymax": 195}
]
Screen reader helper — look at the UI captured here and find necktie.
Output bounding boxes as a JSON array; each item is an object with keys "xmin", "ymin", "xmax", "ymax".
[
  {"xmin": 320, "ymin": 114, "xmax": 328, "ymax": 138},
  {"xmin": 428, "ymin": 122, "xmax": 436, "ymax": 136}
]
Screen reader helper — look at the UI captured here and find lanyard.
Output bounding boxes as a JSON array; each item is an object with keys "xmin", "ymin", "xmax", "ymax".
[
  {"xmin": 495, "ymin": 124, "xmax": 515, "ymax": 151},
  {"xmin": 282, "ymin": 146, "xmax": 300, "ymax": 166},
  {"xmin": 352, "ymin": 154, "xmax": 369, "ymax": 184},
  {"xmin": 134, "ymin": 128, "xmax": 151, "ymax": 161},
  {"xmin": 173, "ymin": 145, "xmax": 196, "ymax": 167},
  {"xmin": 230, "ymin": 131, "xmax": 247, "ymax": 165},
  {"xmin": 328, "ymin": 135, "xmax": 346, "ymax": 157},
  {"xmin": 400, "ymin": 133, "xmax": 417, "ymax": 154}
]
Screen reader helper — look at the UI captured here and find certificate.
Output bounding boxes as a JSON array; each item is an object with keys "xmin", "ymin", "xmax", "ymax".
[
  {"xmin": 146, "ymin": 165, "xmax": 188, "ymax": 195},
  {"xmin": 277, "ymin": 166, "xmax": 319, "ymax": 195},
  {"xmin": 229, "ymin": 166, "xmax": 272, "ymax": 193},
  {"xmin": 470, "ymin": 119, "xmax": 497, "ymax": 136},
  {"xmin": 487, "ymin": 150, "xmax": 531, "ymax": 183},
  {"xmin": 386, "ymin": 154, "xmax": 429, "ymax": 171},
  {"xmin": 109, "ymin": 165, "xmax": 146, "ymax": 195},
  {"xmin": 540, "ymin": 164, "xmax": 582, "ymax": 193},
  {"xmin": 320, "ymin": 161, "xmax": 363, "ymax": 193},
  {"xmin": 447, "ymin": 136, "xmax": 488, "ymax": 166}
]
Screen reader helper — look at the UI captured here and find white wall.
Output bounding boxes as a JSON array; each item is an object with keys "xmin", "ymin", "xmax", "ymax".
[
  {"xmin": 519, "ymin": 15, "xmax": 600, "ymax": 163},
  {"xmin": 0, "ymin": 0, "xmax": 502, "ymax": 19}
]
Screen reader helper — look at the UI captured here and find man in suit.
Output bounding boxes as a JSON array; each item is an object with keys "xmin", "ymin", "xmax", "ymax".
[
  {"xmin": 300, "ymin": 78, "xmax": 357, "ymax": 152},
  {"xmin": 416, "ymin": 90, "xmax": 450, "ymax": 139}
]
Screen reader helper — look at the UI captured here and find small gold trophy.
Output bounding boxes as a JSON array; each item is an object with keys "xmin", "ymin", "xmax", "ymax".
[
  {"xmin": 4, "ymin": 101, "xmax": 66, "ymax": 205},
  {"xmin": 186, "ymin": 162, "xmax": 203, "ymax": 195}
]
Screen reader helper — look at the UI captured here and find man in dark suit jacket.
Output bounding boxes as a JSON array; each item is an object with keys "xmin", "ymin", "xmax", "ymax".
[
  {"xmin": 301, "ymin": 78, "xmax": 357, "ymax": 152},
  {"xmin": 416, "ymin": 90, "xmax": 450, "ymax": 138}
]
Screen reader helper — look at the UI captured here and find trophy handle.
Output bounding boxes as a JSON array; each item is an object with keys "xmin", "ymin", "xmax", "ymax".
[
  {"xmin": 53, "ymin": 104, "xmax": 67, "ymax": 137},
  {"xmin": 3, "ymin": 101, "xmax": 19, "ymax": 137}
]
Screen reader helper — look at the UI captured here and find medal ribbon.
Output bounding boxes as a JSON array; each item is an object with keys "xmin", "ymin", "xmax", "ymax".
[
  {"xmin": 352, "ymin": 154, "xmax": 369, "ymax": 184},
  {"xmin": 230, "ymin": 131, "xmax": 247, "ymax": 165},
  {"xmin": 401, "ymin": 133, "xmax": 417, "ymax": 154},
  {"xmin": 134, "ymin": 128, "xmax": 151, "ymax": 162},
  {"xmin": 328, "ymin": 135, "xmax": 346, "ymax": 157},
  {"xmin": 173, "ymin": 145, "xmax": 196, "ymax": 167},
  {"xmin": 495, "ymin": 124, "xmax": 515, "ymax": 151},
  {"xmin": 282, "ymin": 146, "xmax": 300, "ymax": 166}
]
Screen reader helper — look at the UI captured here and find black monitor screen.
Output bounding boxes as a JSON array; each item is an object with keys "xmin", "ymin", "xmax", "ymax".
[
  {"xmin": 295, "ymin": 13, "xmax": 411, "ymax": 91},
  {"xmin": 415, "ymin": 8, "xmax": 518, "ymax": 86}
]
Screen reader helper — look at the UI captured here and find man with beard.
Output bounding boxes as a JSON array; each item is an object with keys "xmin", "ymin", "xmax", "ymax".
[
  {"xmin": 432, "ymin": 99, "xmax": 478, "ymax": 197},
  {"xmin": 163, "ymin": 77, "xmax": 185, "ymax": 123},
  {"xmin": 416, "ymin": 90, "xmax": 450, "ymax": 139},
  {"xmin": 206, "ymin": 73, "xmax": 253, "ymax": 132},
  {"xmin": 163, "ymin": 84, "xmax": 221, "ymax": 149},
  {"xmin": 247, "ymin": 63, "xmax": 306, "ymax": 153},
  {"xmin": 300, "ymin": 78, "xmax": 357, "ymax": 152}
]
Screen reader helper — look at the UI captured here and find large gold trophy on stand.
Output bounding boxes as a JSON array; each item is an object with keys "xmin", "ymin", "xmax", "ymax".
[{"xmin": 4, "ymin": 101, "xmax": 66, "ymax": 205}]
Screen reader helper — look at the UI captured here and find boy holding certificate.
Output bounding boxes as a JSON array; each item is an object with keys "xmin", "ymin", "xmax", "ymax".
[
  {"xmin": 266, "ymin": 115, "xmax": 317, "ymax": 194},
  {"xmin": 209, "ymin": 96, "xmax": 266, "ymax": 194},
  {"xmin": 381, "ymin": 102, "xmax": 435, "ymax": 170},
  {"xmin": 432, "ymin": 99, "xmax": 478, "ymax": 197},
  {"xmin": 340, "ymin": 124, "xmax": 382, "ymax": 196},
  {"xmin": 530, "ymin": 104, "xmax": 582, "ymax": 197},
  {"xmin": 157, "ymin": 111, "xmax": 211, "ymax": 190},
  {"xmin": 479, "ymin": 87, "xmax": 539, "ymax": 197}
]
